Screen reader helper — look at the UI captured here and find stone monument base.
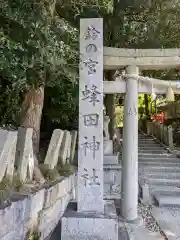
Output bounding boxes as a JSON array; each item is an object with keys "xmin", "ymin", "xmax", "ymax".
[
  {"xmin": 104, "ymin": 140, "xmax": 113, "ymax": 155},
  {"xmin": 61, "ymin": 200, "xmax": 118, "ymax": 240},
  {"xmin": 104, "ymin": 154, "xmax": 119, "ymax": 164}
]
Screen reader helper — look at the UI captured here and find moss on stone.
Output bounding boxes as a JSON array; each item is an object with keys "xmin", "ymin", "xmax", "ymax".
[
  {"xmin": 0, "ymin": 173, "xmax": 33, "ymax": 204},
  {"xmin": 25, "ymin": 228, "xmax": 41, "ymax": 240},
  {"xmin": 57, "ymin": 163, "xmax": 76, "ymax": 177},
  {"xmin": 11, "ymin": 174, "xmax": 24, "ymax": 191},
  {"xmin": 0, "ymin": 177, "xmax": 14, "ymax": 204},
  {"xmin": 39, "ymin": 164, "xmax": 60, "ymax": 181}
]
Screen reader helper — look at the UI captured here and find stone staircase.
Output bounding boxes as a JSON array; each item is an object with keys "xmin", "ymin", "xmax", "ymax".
[{"xmin": 138, "ymin": 132, "xmax": 180, "ymax": 207}]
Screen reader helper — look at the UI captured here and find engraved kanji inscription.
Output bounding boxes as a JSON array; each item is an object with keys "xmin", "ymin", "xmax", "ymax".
[
  {"xmin": 84, "ymin": 25, "xmax": 100, "ymax": 40},
  {"xmin": 83, "ymin": 113, "xmax": 99, "ymax": 126},
  {"xmin": 86, "ymin": 44, "xmax": 97, "ymax": 53},
  {"xmin": 81, "ymin": 168, "xmax": 100, "ymax": 187},
  {"xmin": 81, "ymin": 168, "xmax": 89, "ymax": 187},
  {"xmin": 81, "ymin": 136, "xmax": 100, "ymax": 160},
  {"xmin": 82, "ymin": 84, "xmax": 101, "ymax": 106},
  {"xmin": 128, "ymin": 104, "xmax": 137, "ymax": 116},
  {"xmin": 89, "ymin": 168, "xmax": 100, "ymax": 186},
  {"xmin": 83, "ymin": 58, "xmax": 98, "ymax": 75},
  {"xmin": 81, "ymin": 137, "xmax": 89, "ymax": 157}
]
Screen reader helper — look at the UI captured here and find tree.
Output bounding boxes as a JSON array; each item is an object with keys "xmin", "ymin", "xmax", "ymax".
[
  {"xmin": 1, "ymin": 0, "xmax": 180, "ymax": 153},
  {"xmin": 0, "ymin": 0, "xmax": 78, "ymax": 152}
]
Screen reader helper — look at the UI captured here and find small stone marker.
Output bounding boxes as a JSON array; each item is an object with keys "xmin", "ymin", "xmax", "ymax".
[
  {"xmin": 66, "ymin": 133, "xmax": 72, "ymax": 164},
  {"xmin": 168, "ymin": 125, "xmax": 173, "ymax": 148},
  {"xmin": 0, "ymin": 129, "xmax": 17, "ymax": 182},
  {"xmin": 59, "ymin": 130, "xmax": 71, "ymax": 165},
  {"xmin": 6, "ymin": 131, "xmax": 17, "ymax": 181},
  {"xmin": 70, "ymin": 130, "xmax": 77, "ymax": 163},
  {"xmin": 141, "ymin": 183, "xmax": 151, "ymax": 204},
  {"xmin": 15, "ymin": 127, "xmax": 34, "ymax": 182},
  {"xmin": 44, "ymin": 129, "xmax": 64, "ymax": 169}
]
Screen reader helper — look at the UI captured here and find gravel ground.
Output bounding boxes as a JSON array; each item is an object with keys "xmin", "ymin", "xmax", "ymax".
[{"xmin": 138, "ymin": 202, "xmax": 168, "ymax": 239}]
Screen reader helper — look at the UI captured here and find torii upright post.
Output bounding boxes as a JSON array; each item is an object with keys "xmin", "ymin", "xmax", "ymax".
[{"xmin": 121, "ymin": 66, "xmax": 139, "ymax": 221}]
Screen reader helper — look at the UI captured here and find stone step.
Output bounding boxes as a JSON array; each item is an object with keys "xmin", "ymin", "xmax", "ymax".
[
  {"xmin": 153, "ymin": 192, "xmax": 180, "ymax": 207},
  {"xmin": 138, "ymin": 158, "xmax": 180, "ymax": 163},
  {"xmin": 138, "ymin": 138, "xmax": 157, "ymax": 140},
  {"xmin": 148, "ymin": 178, "xmax": 180, "ymax": 187},
  {"xmin": 139, "ymin": 150, "xmax": 168, "ymax": 154},
  {"xmin": 147, "ymin": 172, "xmax": 180, "ymax": 179},
  {"xmin": 138, "ymin": 153, "xmax": 173, "ymax": 158},
  {"xmin": 138, "ymin": 142, "xmax": 157, "ymax": 144},
  {"xmin": 138, "ymin": 140, "xmax": 159, "ymax": 142},
  {"xmin": 139, "ymin": 162, "xmax": 180, "ymax": 167},
  {"xmin": 138, "ymin": 149, "xmax": 165, "ymax": 152},
  {"xmin": 139, "ymin": 137, "xmax": 155, "ymax": 138},
  {"xmin": 139, "ymin": 154, "xmax": 175, "ymax": 159},
  {"xmin": 139, "ymin": 166, "xmax": 180, "ymax": 173},
  {"xmin": 138, "ymin": 146, "xmax": 165, "ymax": 150},
  {"xmin": 138, "ymin": 144, "xmax": 160, "ymax": 146},
  {"xmin": 139, "ymin": 152, "xmax": 169, "ymax": 155},
  {"xmin": 138, "ymin": 147, "xmax": 167, "ymax": 153},
  {"xmin": 104, "ymin": 155, "xmax": 119, "ymax": 165},
  {"xmin": 138, "ymin": 137, "xmax": 155, "ymax": 140},
  {"xmin": 138, "ymin": 156, "xmax": 177, "ymax": 161},
  {"xmin": 149, "ymin": 185, "xmax": 180, "ymax": 194},
  {"xmin": 139, "ymin": 183, "xmax": 180, "ymax": 203},
  {"xmin": 138, "ymin": 146, "xmax": 162, "ymax": 149},
  {"xmin": 138, "ymin": 147, "xmax": 163, "ymax": 150},
  {"xmin": 138, "ymin": 142, "xmax": 158, "ymax": 145}
]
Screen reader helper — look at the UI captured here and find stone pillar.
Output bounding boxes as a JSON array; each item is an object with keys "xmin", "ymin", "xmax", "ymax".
[
  {"xmin": 61, "ymin": 18, "xmax": 118, "ymax": 240},
  {"xmin": 77, "ymin": 19, "xmax": 104, "ymax": 214},
  {"xmin": 168, "ymin": 125, "xmax": 173, "ymax": 148},
  {"xmin": 121, "ymin": 65, "xmax": 139, "ymax": 221}
]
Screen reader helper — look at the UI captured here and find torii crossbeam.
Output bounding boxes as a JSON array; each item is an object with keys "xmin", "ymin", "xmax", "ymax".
[{"xmin": 104, "ymin": 47, "xmax": 180, "ymax": 70}]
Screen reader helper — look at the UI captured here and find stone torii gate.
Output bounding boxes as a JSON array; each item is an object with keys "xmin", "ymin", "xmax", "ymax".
[{"xmin": 103, "ymin": 47, "xmax": 180, "ymax": 222}]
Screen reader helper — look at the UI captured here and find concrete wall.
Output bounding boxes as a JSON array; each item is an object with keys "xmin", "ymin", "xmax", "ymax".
[
  {"xmin": 0, "ymin": 166, "xmax": 122, "ymax": 240},
  {"xmin": 0, "ymin": 174, "xmax": 76, "ymax": 240}
]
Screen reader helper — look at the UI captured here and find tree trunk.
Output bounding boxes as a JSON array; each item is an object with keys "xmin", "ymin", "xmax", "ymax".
[
  {"xmin": 104, "ymin": 94, "xmax": 115, "ymax": 140},
  {"xmin": 104, "ymin": 71, "xmax": 116, "ymax": 140},
  {"xmin": 144, "ymin": 94, "xmax": 150, "ymax": 118},
  {"xmin": 20, "ymin": 86, "xmax": 44, "ymax": 154},
  {"xmin": 154, "ymin": 99, "xmax": 157, "ymax": 114}
]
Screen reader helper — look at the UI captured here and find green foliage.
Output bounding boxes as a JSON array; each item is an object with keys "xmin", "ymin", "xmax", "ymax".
[
  {"xmin": 39, "ymin": 163, "xmax": 76, "ymax": 181},
  {"xmin": 57, "ymin": 164, "xmax": 77, "ymax": 177},
  {"xmin": 0, "ymin": 175, "xmax": 24, "ymax": 191},
  {"xmin": 42, "ymin": 81, "xmax": 78, "ymax": 131},
  {"xmin": 26, "ymin": 229, "xmax": 41, "ymax": 240},
  {"xmin": 0, "ymin": 174, "xmax": 26, "ymax": 204},
  {"xmin": 115, "ymin": 105, "xmax": 124, "ymax": 128},
  {"xmin": 1, "ymin": 0, "xmax": 180, "ymax": 132},
  {"xmin": 39, "ymin": 164, "xmax": 60, "ymax": 181},
  {"xmin": 0, "ymin": 0, "xmax": 78, "ymax": 84},
  {"xmin": 0, "ymin": 0, "xmax": 78, "ymax": 126},
  {"xmin": 108, "ymin": 0, "xmax": 180, "ymax": 48}
]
